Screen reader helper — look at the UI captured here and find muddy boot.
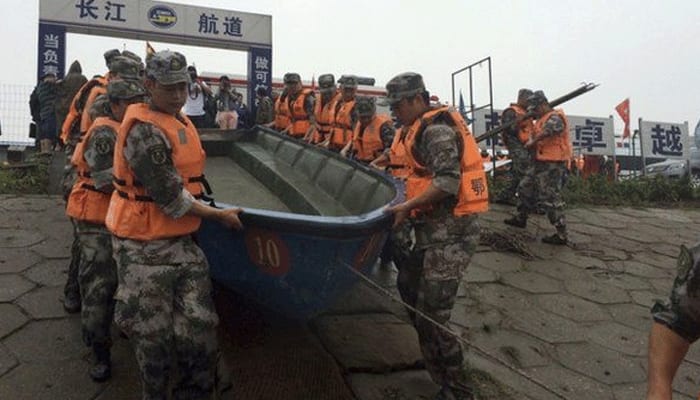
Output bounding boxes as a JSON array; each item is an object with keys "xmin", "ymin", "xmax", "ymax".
[
  {"xmin": 89, "ymin": 343, "xmax": 112, "ymax": 382},
  {"xmin": 435, "ymin": 386, "xmax": 475, "ymax": 400},
  {"xmin": 541, "ymin": 233, "xmax": 568, "ymax": 245},
  {"xmin": 503, "ymin": 215, "xmax": 527, "ymax": 228},
  {"xmin": 63, "ymin": 290, "xmax": 81, "ymax": 314}
]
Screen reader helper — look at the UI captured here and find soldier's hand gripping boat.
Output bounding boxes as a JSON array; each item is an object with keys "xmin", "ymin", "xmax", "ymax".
[{"xmin": 196, "ymin": 126, "xmax": 401, "ymax": 318}]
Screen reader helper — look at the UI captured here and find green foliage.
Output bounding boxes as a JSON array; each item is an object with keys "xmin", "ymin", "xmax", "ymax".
[
  {"xmin": 490, "ymin": 171, "xmax": 700, "ymax": 207},
  {"xmin": 0, "ymin": 159, "xmax": 49, "ymax": 194}
]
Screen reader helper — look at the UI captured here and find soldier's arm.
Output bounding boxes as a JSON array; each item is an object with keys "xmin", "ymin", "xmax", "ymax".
[
  {"xmin": 305, "ymin": 93, "xmax": 316, "ymax": 122},
  {"xmin": 646, "ymin": 322, "xmax": 690, "ymax": 400},
  {"xmin": 124, "ymin": 122, "xmax": 193, "ymax": 218},
  {"xmin": 538, "ymin": 114, "xmax": 565, "ymax": 138},
  {"xmin": 421, "ymin": 124, "xmax": 462, "ymax": 196},
  {"xmin": 84, "ymin": 125, "xmax": 116, "ymax": 192},
  {"xmin": 379, "ymin": 121, "xmax": 396, "ymax": 150},
  {"xmin": 501, "ymin": 108, "xmax": 518, "ymax": 136}
]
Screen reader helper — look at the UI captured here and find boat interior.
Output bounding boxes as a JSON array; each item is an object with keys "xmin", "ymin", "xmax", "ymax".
[{"xmin": 200, "ymin": 128, "xmax": 397, "ymax": 217}]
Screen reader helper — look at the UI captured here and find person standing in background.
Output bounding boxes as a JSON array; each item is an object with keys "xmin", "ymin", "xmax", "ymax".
[{"xmin": 183, "ymin": 65, "xmax": 212, "ymax": 129}]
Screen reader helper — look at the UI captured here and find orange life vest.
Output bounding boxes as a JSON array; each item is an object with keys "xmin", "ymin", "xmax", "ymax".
[
  {"xmin": 106, "ymin": 103, "xmax": 206, "ymax": 241},
  {"xmin": 402, "ymin": 106, "xmax": 489, "ymax": 217},
  {"xmin": 533, "ymin": 109, "xmax": 572, "ymax": 162},
  {"xmin": 65, "ymin": 116, "xmax": 119, "ymax": 225},
  {"xmin": 60, "ymin": 76, "xmax": 108, "ymax": 145},
  {"xmin": 79, "ymin": 83, "xmax": 108, "ymax": 136},
  {"xmin": 504, "ymin": 103, "xmax": 535, "ymax": 144},
  {"xmin": 388, "ymin": 127, "xmax": 410, "ymax": 179},
  {"xmin": 313, "ymin": 91, "xmax": 341, "ymax": 143},
  {"xmin": 273, "ymin": 95, "xmax": 291, "ymax": 131},
  {"xmin": 275, "ymin": 89, "xmax": 313, "ymax": 137},
  {"xmin": 329, "ymin": 99, "xmax": 356, "ymax": 150},
  {"xmin": 352, "ymin": 114, "xmax": 392, "ymax": 163}
]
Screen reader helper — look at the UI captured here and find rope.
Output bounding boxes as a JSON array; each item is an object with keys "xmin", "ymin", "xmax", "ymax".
[{"xmin": 336, "ymin": 258, "xmax": 567, "ymax": 400}]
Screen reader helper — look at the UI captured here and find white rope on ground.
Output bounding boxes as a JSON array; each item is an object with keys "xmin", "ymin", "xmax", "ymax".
[{"xmin": 336, "ymin": 258, "xmax": 568, "ymax": 400}]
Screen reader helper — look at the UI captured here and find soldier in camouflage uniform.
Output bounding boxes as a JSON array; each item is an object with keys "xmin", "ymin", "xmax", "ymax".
[
  {"xmin": 493, "ymin": 89, "xmax": 535, "ymax": 205},
  {"xmin": 255, "ymin": 86, "xmax": 274, "ymax": 125},
  {"xmin": 62, "ymin": 53, "xmax": 144, "ymax": 314},
  {"xmin": 386, "ymin": 73, "xmax": 486, "ymax": 400},
  {"xmin": 66, "ymin": 79, "xmax": 147, "ymax": 381},
  {"xmin": 647, "ymin": 244, "xmax": 700, "ymax": 400},
  {"xmin": 107, "ymin": 51, "xmax": 242, "ymax": 400},
  {"xmin": 504, "ymin": 91, "xmax": 572, "ymax": 245}
]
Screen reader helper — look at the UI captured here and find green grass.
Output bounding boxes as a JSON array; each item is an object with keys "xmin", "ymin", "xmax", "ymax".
[{"xmin": 0, "ymin": 157, "xmax": 50, "ymax": 194}]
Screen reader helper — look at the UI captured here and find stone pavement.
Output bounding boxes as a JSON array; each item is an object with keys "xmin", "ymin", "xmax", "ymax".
[{"xmin": 1, "ymin": 194, "xmax": 700, "ymax": 399}]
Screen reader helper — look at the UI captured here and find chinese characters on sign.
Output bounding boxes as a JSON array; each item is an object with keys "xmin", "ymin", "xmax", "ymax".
[
  {"xmin": 198, "ymin": 13, "xmax": 244, "ymax": 37},
  {"xmin": 568, "ymin": 115, "xmax": 614, "ymax": 156},
  {"xmin": 37, "ymin": 24, "xmax": 66, "ymax": 81},
  {"xmin": 247, "ymin": 47, "xmax": 272, "ymax": 117},
  {"xmin": 75, "ymin": 0, "xmax": 127, "ymax": 22},
  {"xmin": 471, "ymin": 109, "xmax": 505, "ymax": 149},
  {"xmin": 640, "ymin": 120, "xmax": 690, "ymax": 159}
]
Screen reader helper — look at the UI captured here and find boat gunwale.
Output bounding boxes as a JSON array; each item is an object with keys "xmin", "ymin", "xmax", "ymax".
[{"xmin": 198, "ymin": 126, "xmax": 401, "ymax": 238}]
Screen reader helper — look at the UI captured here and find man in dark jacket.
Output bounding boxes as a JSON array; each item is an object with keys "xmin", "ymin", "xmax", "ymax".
[
  {"xmin": 55, "ymin": 61, "xmax": 88, "ymax": 143},
  {"xmin": 29, "ymin": 72, "xmax": 59, "ymax": 154}
]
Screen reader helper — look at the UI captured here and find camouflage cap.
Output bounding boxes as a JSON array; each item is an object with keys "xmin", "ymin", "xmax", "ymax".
[
  {"xmin": 146, "ymin": 51, "xmax": 189, "ymax": 85},
  {"xmin": 109, "ymin": 56, "xmax": 141, "ymax": 81},
  {"xmin": 103, "ymin": 49, "xmax": 121, "ymax": 68},
  {"xmin": 107, "ymin": 79, "xmax": 146, "ymax": 100},
  {"xmin": 385, "ymin": 72, "xmax": 426, "ymax": 105},
  {"xmin": 355, "ymin": 96, "xmax": 376, "ymax": 117},
  {"xmin": 318, "ymin": 74, "xmax": 335, "ymax": 89},
  {"xmin": 340, "ymin": 75, "xmax": 358, "ymax": 89},
  {"xmin": 89, "ymin": 94, "xmax": 111, "ymax": 120},
  {"xmin": 283, "ymin": 73, "xmax": 301, "ymax": 84},
  {"xmin": 517, "ymin": 88, "xmax": 533, "ymax": 100},
  {"xmin": 527, "ymin": 90, "xmax": 549, "ymax": 107},
  {"xmin": 120, "ymin": 50, "xmax": 142, "ymax": 64}
]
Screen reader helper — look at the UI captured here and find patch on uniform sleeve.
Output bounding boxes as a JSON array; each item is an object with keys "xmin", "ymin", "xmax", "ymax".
[
  {"xmin": 95, "ymin": 137, "xmax": 113, "ymax": 155},
  {"xmin": 148, "ymin": 145, "xmax": 169, "ymax": 165},
  {"xmin": 677, "ymin": 245, "xmax": 693, "ymax": 282},
  {"xmin": 178, "ymin": 128, "xmax": 187, "ymax": 145}
]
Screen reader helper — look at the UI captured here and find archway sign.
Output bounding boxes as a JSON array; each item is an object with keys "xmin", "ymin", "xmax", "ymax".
[{"xmin": 38, "ymin": 0, "xmax": 272, "ymax": 113}]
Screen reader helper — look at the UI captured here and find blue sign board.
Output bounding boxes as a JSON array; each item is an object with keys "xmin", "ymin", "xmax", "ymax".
[
  {"xmin": 247, "ymin": 47, "xmax": 272, "ymax": 118},
  {"xmin": 37, "ymin": 23, "xmax": 66, "ymax": 82}
]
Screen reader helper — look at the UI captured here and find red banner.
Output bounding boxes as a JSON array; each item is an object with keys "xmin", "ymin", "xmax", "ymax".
[{"xmin": 615, "ymin": 98, "xmax": 630, "ymax": 139}]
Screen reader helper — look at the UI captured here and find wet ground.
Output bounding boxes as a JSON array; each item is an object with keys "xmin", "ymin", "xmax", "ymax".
[{"xmin": 0, "ymin": 189, "xmax": 699, "ymax": 399}]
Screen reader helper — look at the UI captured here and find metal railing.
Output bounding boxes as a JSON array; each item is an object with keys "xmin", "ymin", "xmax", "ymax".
[{"xmin": 0, "ymin": 84, "xmax": 35, "ymax": 146}]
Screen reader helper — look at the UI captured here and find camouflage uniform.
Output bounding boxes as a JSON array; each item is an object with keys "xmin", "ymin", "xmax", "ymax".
[
  {"xmin": 255, "ymin": 94, "xmax": 274, "ymax": 125},
  {"xmin": 652, "ymin": 243, "xmax": 700, "ymax": 342},
  {"xmin": 61, "ymin": 53, "xmax": 143, "ymax": 312},
  {"xmin": 497, "ymin": 98, "xmax": 533, "ymax": 202},
  {"xmin": 513, "ymin": 112, "xmax": 569, "ymax": 240},
  {"xmin": 386, "ymin": 73, "xmax": 479, "ymax": 400},
  {"xmin": 112, "ymin": 51, "xmax": 219, "ymax": 400},
  {"xmin": 72, "ymin": 79, "xmax": 145, "ymax": 381}
]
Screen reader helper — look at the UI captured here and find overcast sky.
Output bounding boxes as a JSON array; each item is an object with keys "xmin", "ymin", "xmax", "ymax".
[{"xmin": 3, "ymin": 0, "xmax": 700, "ymax": 133}]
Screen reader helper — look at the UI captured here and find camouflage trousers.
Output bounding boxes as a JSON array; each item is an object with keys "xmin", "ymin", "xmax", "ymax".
[
  {"xmin": 393, "ymin": 225, "xmax": 478, "ymax": 396},
  {"xmin": 113, "ymin": 235, "xmax": 219, "ymax": 400},
  {"xmin": 651, "ymin": 243, "xmax": 700, "ymax": 342},
  {"xmin": 64, "ymin": 218, "xmax": 81, "ymax": 299},
  {"xmin": 498, "ymin": 146, "xmax": 531, "ymax": 201},
  {"xmin": 516, "ymin": 160, "xmax": 568, "ymax": 237},
  {"xmin": 75, "ymin": 221, "xmax": 117, "ymax": 347}
]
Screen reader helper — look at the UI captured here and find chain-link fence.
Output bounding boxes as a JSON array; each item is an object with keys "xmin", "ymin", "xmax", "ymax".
[{"xmin": 0, "ymin": 84, "xmax": 35, "ymax": 146}]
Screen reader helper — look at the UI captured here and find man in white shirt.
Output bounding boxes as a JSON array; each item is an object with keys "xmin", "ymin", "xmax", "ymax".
[{"xmin": 182, "ymin": 65, "xmax": 212, "ymax": 129}]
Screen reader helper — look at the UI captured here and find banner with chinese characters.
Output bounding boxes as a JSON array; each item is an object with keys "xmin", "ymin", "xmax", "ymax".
[
  {"xmin": 247, "ymin": 47, "xmax": 272, "ymax": 118},
  {"xmin": 471, "ymin": 108, "xmax": 505, "ymax": 149},
  {"xmin": 472, "ymin": 108, "xmax": 616, "ymax": 156},
  {"xmin": 569, "ymin": 115, "xmax": 615, "ymax": 156},
  {"xmin": 37, "ymin": 23, "xmax": 66, "ymax": 82},
  {"xmin": 639, "ymin": 119, "xmax": 690, "ymax": 160},
  {"xmin": 40, "ymin": 0, "xmax": 271, "ymax": 49}
]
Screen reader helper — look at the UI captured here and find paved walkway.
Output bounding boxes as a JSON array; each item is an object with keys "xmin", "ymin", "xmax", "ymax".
[{"xmin": 0, "ymin": 194, "xmax": 699, "ymax": 399}]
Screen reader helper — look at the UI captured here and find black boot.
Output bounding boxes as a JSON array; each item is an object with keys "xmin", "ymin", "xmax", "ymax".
[
  {"xmin": 90, "ymin": 343, "xmax": 112, "ymax": 382},
  {"xmin": 541, "ymin": 233, "xmax": 568, "ymax": 245},
  {"xmin": 63, "ymin": 290, "xmax": 81, "ymax": 314},
  {"xmin": 503, "ymin": 215, "xmax": 527, "ymax": 228}
]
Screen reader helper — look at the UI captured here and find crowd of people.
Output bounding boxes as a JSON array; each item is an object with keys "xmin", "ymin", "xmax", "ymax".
[{"xmin": 26, "ymin": 45, "xmax": 696, "ymax": 400}]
